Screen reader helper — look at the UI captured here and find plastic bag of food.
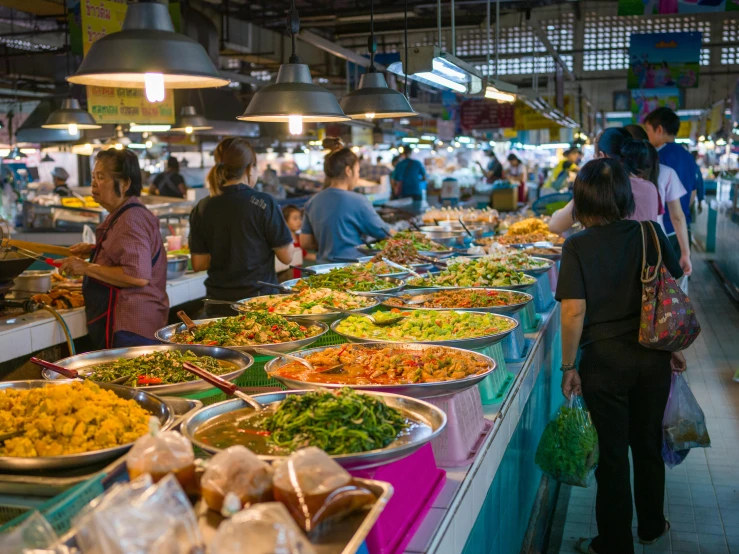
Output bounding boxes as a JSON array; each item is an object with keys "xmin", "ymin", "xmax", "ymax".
[
  {"xmin": 201, "ymin": 445, "xmax": 273, "ymax": 513},
  {"xmin": 211, "ymin": 502, "xmax": 316, "ymax": 554},
  {"xmin": 663, "ymin": 372, "xmax": 711, "ymax": 454},
  {"xmin": 126, "ymin": 418, "xmax": 196, "ymax": 493},
  {"xmin": 535, "ymin": 395, "xmax": 599, "ymax": 488},
  {"xmin": 273, "ymin": 447, "xmax": 376, "ymax": 532},
  {"xmin": 74, "ymin": 474, "xmax": 203, "ymax": 554},
  {"xmin": 3, "ymin": 511, "xmax": 58, "ymax": 554}
]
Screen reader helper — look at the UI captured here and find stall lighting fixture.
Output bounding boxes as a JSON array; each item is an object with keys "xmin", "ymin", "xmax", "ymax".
[
  {"xmin": 698, "ymin": 135, "xmax": 706, "ymax": 141},
  {"xmin": 447, "ymin": 146, "xmax": 454, "ymax": 152},
  {"xmin": 483, "ymin": 79, "xmax": 518, "ymax": 103},
  {"xmin": 421, "ymin": 135, "xmax": 436, "ymax": 141},
  {"xmin": 401, "ymin": 137, "xmax": 419, "ymax": 143},
  {"xmin": 128, "ymin": 143, "xmax": 147, "ymax": 149},
  {"xmin": 41, "ymin": 153, "xmax": 55, "ymax": 163},
  {"xmin": 129, "ymin": 124, "xmax": 171, "ymax": 133},
  {"xmin": 42, "ymin": 98, "xmax": 101, "ymax": 134},
  {"xmin": 456, "ymin": 136, "xmax": 472, "ymax": 144},
  {"xmin": 4, "ymin": 147, "xmax": 26, "ymax": 160},
  {"xmin": 239, "ymin": 0, "xmax": 349, "ymax": 133},
  {"xmin": 387, "ymin": 46, "xmax": 483, "ymax": 95},
  {"xmin": 416, "ymin": 144, "xmax": 432, "ymax": 149},
  {"xmin": 716, "ymin": 138, "xmax": 727, "ymax": 146},
  {"xmin": 170, "ymin": 106, "xmax": 212, "ymax": 134},
  {"xmin": 67, "ymin": 1, "xmax": 228, "ymax": 99}
]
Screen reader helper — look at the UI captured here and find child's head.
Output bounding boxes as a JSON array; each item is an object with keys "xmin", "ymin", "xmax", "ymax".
[
  {"xmin": 644, "ymin": 107, "xmax": 680, "ymax": 147},
  {"xmin": 282, "ymin": 205, "xmax": 302, "ymax": 233}
]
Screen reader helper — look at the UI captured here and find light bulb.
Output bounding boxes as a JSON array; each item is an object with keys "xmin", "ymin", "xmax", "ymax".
[
  {"xmin": 114, "ymin": 143, "xmax": 123, "ymax": 150},
  {"xmin": 447, "ymin": 146, "xmax": 454, "ymax": 152},
  {"xmin": 288, "ymin": 115, "xmax": 303, "ymax": 135},
  {"xmin": 185, "ymin": 126, "xmax": 193, "ymax": 134},
  {"xmin": 364, "ymin": 113, "xmax": 376, "ymax": 120},
  {"xmin": 145, "ymin": 140, "xmax": 153, "ymax": 148},
  {"xmin": 144, "ymin": 73, "xmax": 165, "ymax": 103},
  {"xmin": 68, "ymin": 123, "xmax": 78, "ymax": 135}
]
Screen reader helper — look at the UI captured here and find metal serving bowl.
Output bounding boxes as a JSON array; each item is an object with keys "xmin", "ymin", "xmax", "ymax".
[
  {"xmin": 522, "ymin": 257, "xmax": 555, "ymax": 276},
  {"xmin": 436, "ymin": 221, "xmax": 487, "ymax": 239},
  {"xmin": 330, "ymin": 309, "xmax": 519, "ymax": 350},
  {"xmin": 0, "ymin": 380, "xmax": 173, "ymax": 471},
  {"xmin": 166, "ymin": 254, "xmax": 189, "ymax": 280},
  {"xmin": 180, "ymin": 389, "xmax": 447, "ymax": 470},
  {"xmin": 404, "ymin": 274, "xmax": 537, "ymax": 291},
  {"xmin": 308, "ymin": 261, "xmax": 407, "ymax": 280},
  {"xmin": 380, "ymin": 287, "xmax": 533, "ymax": 315},
  {"xmin": 417, "ymin": 229, "xmax": 466, "ymax": 247},
  {"xmin": 264, "ymin": 342, "xmax": 497, "ymax": 399},
  {"xmin": 280, "ymin": 276, "xmax": 406, "ymax": 295},
  {"xmin": 155, "ymin": 318, "xmax": 329, "ymax": 355},
  {"xmin": 43, "ymin": 344, "xmax": 254, "ymax": 395},
  {"xmin": 233, "ymin": 293, "xmax": 380, "ymax": 323}
]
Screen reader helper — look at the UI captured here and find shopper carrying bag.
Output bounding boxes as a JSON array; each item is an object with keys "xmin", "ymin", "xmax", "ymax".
[{"xmin": 639, "ymin": 221, "xmax": 701, "ymax": 351}]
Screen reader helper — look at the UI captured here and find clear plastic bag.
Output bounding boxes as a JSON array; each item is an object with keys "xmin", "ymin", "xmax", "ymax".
[
  {"xmin": 2, "ymin": 511, "xmax": 58, "ymax": 554},
  {"xmin": 74, "ymin": 474, "xmax": 203, "ymax": 554},
  {"xmin": 201, "ymin": 445, "xmax": 274, "ymax": 513},
  {"xmin": 663, "ymin": 372, "xmax": 711, "ymax": 454},
  {"xmin": 126, "ymin": 420, "xmax": 196, "ymax": 493},
  {"xmin": 272, "ymin": 447, "xmax": 377, "ymax": 532},
  {"xmin": 210, "ymin": 502, "xmax": 316, "ymax": 554},
  {"xmin": 535, "ymin": 395, "xmax": 599, "ymax": 488}
]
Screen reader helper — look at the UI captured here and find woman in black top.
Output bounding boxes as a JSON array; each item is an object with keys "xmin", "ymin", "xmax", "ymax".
[
  {"xmin": 556, "ymin": 159, "xmax": 688, "ymax": 554},
  {"xmin": 189, "ymin": 138, "xmax": 294, "ymax": 316}
]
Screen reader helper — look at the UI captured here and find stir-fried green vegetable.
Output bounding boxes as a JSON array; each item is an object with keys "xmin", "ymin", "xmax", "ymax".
[
  {"xmin": 263, "ymin": 388, "xmax": 408, "ymax": 455},
  {"xmin": 336, "ymin": 309, "xmax": 515, "ymax": 342},
  {"xmin": 293, "ymin": 266, "xmax": 396, "ymax": 292},
  {"xmin": 88, "ymin": 350, "xmax": 232, "ymax": 387},
  {"xmin": 479, "ymin": 252, "xmax": 549, "ymax": 270},
  {"xmin": 171, "ymin": 312, "xmax": 321, "ymax": 346},
  {"xmin": 371, "ymin": 231, "xmax": 451, "ymax": 252},
  {"xmin": 243, "ymin": 287, "xmax": 374, "ymax": 315},
  {"xmin": 407, "ymin": 258, "xmax": 536, "ymax": 288}
]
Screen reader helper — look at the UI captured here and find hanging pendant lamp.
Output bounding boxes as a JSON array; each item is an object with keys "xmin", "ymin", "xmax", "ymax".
[
  {"xmin": 41, "ymin": 153, "xmax": 56, "ymax": 163},
  {"xmin": 42, "ymin": 99, "xmax": 101, "ymax": 135},
  {"xmin": 170, "ymin": 106, "xmax": 212, "ymax": 134},
  {"xmin": 340, "ymin": 0, "xmax": 416, "ymax": 120},
  {"xmin": 67, "ymin": 1, "xmax": 228, "ymax": 100},
  {"xmin": 238, "ymin": 0, "xmax": 349, "ymax": 134}
]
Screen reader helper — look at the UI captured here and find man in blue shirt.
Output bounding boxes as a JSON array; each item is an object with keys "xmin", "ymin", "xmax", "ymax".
[
  {"xmin": 391, "ymin": 150, "xmax": 427, "ymax": 201},
  {"xmin": 644, "ymin": 107, "xmax": 704, "ymax": 257}
]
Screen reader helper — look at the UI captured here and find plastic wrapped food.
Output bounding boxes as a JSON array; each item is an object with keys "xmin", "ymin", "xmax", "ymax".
[
  {"xmin": 273, "ymin": 447, "xmax": 376, "ymax": 532},
  {"xmin": 663, "ymin": 372, "xmax": 711, "ymax": 454},
  {"xmin": 211, "ymin": 502, "xmax": 316, "ymax": 554},
  {"xmin": 74, "ymin": 474, "xmax": 203, "ymax": 554},
  {"xmin": 126, "ymin": 419, "xmax": 196, "ymax": 493},
  {"xmin": 535, "ymin": 395, "xmax": 599, "ymax": 488},
  {"xmin": 201, "ymin": 445, "xmax": 274, "ymax": 513},
  {"xmin": 3, "ymin": 510, "xmax": 58, "ymax": 554}
]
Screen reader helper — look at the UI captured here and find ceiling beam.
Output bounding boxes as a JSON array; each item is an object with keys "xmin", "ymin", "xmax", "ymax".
[
  {"xmin": 298, "ymin": 30, "xmax": 385, "ymax": 70},
  {"xmin": 526, "ymin": 12, "xmax": 576, "ymax": 82}
]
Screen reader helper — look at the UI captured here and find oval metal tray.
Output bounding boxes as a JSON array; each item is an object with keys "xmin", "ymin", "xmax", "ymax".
[
  {"xmin": 522, "ymin": 256, "xmax": 555, "ymax": 276},
  {"xmin": 264, "ymin": 342, "xmax": 497, "ymax": 399},
  {"xmin": 308, "ymin": 262, "xmax": 407, "ymax": 280},
  {"xmin": 233, "ymin": 293, "xmax": 380, "ymax": 323},
  {"xmin": 356, "ymin": 245, "xmax": 455, "ymax": 259},
  {"xmin": 280, "ymin": 276, "xmax": 406, "ymax": 295},
  {"xmin": 155, "ymin": 318, "xmax": 329, "ymax": 355},
  {"xmin": 515, "ymin": 247, "xmax": 562, "ymax": 261},
  {"xmin": 180, "ymin": 390, "xmax": 447, "ymax": 470},
  {"xmin": 43, "ymin": 345, "xmax": 254, "ymax": 395},
  {"xmin": 356, "ymin": 256, "xmax": 433, "ymax": 273},
  {"xmin": 380, "ymin": 287, "xmax": 533, "ymax": 315},
  {"xmin": 330, "ymin": 309, "xmax": 519, "ymax": 350},
  {"xmin": 0, "ymin": 380, "xmax": 173, "ymax": 471},
  {"xmin": 404, "ymin": 275, "xmax": 537, "ymax": 291}
]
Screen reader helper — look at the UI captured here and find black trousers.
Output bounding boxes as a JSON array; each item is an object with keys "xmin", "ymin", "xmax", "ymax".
[{"xmin": 580, "ymin": 333, "xmax": 672, "ymax": 554}]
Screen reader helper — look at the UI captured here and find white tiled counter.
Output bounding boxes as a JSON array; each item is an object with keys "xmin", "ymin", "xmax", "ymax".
[
  {"xmin": 0, "ymin": 272, "xmax": 207, "ymax": 363},
  {"xmin": 405, "ymin": 303, "xmax": 562, "ymax": 554}
]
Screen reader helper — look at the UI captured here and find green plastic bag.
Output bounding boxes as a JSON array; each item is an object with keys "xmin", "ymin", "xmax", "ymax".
[{"xmin": 535, "ymin": 395, "xmax": 599, "ymax": 487}]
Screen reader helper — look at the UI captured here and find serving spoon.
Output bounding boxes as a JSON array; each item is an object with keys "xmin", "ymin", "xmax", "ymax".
[
  {"xmin": 30, "ymin": 357, "xmax": 132, "ymax": 385},
  {"xmin": 177, "ymin": 310, "xmax": 198, "ymax": 335},
  {"xmin": 182, "ymin": 361, "xmax": 265, "ymax": 411},
  {"xmin": 334, "ymin": 309, "xmax": 407, "ymax": 326}
]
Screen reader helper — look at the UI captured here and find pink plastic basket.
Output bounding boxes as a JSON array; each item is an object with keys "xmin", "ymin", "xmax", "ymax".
[
  {"xmin": 351, "ymin": 444, "xmax": 445, "ymax": 554},
  {"xmin": 549, "ymin": 263, "xmax": 559, "ymax": 293},
  {"xmin": 428, "ymin": 386, "xmax": 493, "ymax": 467}
]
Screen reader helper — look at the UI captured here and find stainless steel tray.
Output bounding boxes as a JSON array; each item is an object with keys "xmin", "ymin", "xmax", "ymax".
[
  {"xmin": 380, "ymin": 287, "xmax": 533, "ymax": 315},
  {"xmin": 330, "ymin": 309, "xmax": 519, "ymax": 350},
  {"xmin": 181, "ymin": 390, "xmax": 447, "ymax": 470},
  {"xmin": 522, "ymin": 256, "xmax": 555, "ymax": 276},
  {"xmin": 308, "ymin": 261, "xmax": 407, "ymax": 280},
  {"xmin": 281, "ymin": 276, "xmax": 406, "ymax": 295},
  {"xmin": 0, "ymin": 380, "xmax": 174, "ymax": 472},
  {"xmin": 404, "ymin": 275, "xmax": 537, "ymax": 291},
  {"xmin": 0, "ymin": 397, "xmax": 201, "ymax": 495},
  {"xmin": 233, "ymin": 293, "xmax": 380, "ymax": 323},
  {"xmin": 194, "ymin": 477, "xmax": 393, "ymax": 554},
  {"xmin": 43, "ymin": 345, "xmax": 254, "ymax": 395},
  {"xmin": 356, "ymin": 256, "xmax": 434, "ymax": 273},
  {"xmin": 356, "ymin": 245, "xmax": 455, "ymax": 259},
  {"xmin": 155, "ymin": 318, "xmax": 329, "ymax": 355},
  {"xmin": 264, "ymin": 342, "xmax": 497, "ymax": 399}
]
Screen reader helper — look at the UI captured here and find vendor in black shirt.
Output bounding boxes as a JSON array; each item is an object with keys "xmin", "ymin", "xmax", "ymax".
[
  {"xmin": 189, "ymin": 138, "xmax": 294, "ymax": 316},
  {"xmin": 150, "ymin": 157, "xmax": 187, "ymax": 198},
  {"xmin": 556, "ymin": 159, "xmax": 686, "ymax": 554}
]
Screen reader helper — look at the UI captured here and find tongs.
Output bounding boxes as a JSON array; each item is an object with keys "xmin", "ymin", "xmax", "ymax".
[
  {"xmin": 3, "ymin": 242, "xmax": 63, "ymax": 268},
  {"xmin": 381, "ymin": 257, "xmax": 421, "ymax": 278},
  {"xmin": 257, "ymin": 281, "xmax": 294, "ymax": 294},
  {"xmin": 30, "ymin": 357, "xmax": 132, "ymax": 385}
]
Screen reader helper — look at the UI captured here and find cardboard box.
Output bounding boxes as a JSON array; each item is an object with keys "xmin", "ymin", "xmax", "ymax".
[{"xmin": 491, "ymin": 184, "xmax": 519, "ymax": 211}]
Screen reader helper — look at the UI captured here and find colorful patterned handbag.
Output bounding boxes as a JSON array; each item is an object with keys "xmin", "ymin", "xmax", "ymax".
[{"xmin": 639, "ymin": 221, "xmax": 701, "ymax": 351}]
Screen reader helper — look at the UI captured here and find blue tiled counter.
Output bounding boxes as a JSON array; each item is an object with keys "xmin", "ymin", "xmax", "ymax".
[{"xmin": 403, "ymin": 303, "xmax": 562, "ymax": 554}]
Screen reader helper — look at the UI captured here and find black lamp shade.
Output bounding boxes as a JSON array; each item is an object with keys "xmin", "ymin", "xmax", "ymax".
[
  {"xmin": 170, "ymin": 106, "xmax": 212, "ymax": 132},
  {"xmin": 42, "ymin": 99, "xmax": 101, "ymax": 130},
  {"xmin": 340, "ymin": 72, "xmax": 417, "ymax": 120}
]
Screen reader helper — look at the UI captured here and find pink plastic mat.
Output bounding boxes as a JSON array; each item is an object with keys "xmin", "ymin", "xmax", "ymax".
[
  {"xmin": 351, "ymin": 444, "xmax": 446, "ymax": 554},
  {"xmin": 549, "ymin": 263, "xmax": 559, "ymax": 293}
]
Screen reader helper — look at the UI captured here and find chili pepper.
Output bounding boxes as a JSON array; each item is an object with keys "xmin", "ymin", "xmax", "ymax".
[
  {"xmin": 137, "ymin": 375, "xmax": 163, "ymax": 385},
  {"xmin": 237, "ymin": 428, "xmax": 272, "ymax": 437},
  {"xmin": 271, "ymin": 325, "xmax": 279, "ymax": 332},
  {"xmin": 268, "ymin": 306, "xmax": 275, "ymax": 312}
]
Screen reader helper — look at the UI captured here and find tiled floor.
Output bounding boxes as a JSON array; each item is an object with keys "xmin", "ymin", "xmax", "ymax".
[{"xmin": 554, "ymin": 253, "xmax": 739, "ymax": 554}]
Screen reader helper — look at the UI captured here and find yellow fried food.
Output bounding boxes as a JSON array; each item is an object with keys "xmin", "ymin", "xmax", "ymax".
[
  {"xmin": 0, "ymin": 381, "xmax": 150, "ymax": 457},
  {"xmin": 507, "ymin": 218, "xmax": 549, "ymax": 236}
]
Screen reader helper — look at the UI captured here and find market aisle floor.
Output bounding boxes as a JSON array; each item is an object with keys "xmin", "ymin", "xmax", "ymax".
[{"xmin": 551, "ymin": 254, "xmax": 739, "ymax": 554}]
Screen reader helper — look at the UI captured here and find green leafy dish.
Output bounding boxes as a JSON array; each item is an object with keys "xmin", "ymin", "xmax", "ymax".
[
  {"xmin": 407, "ymin": 258, "xmax": 536, "ymax": 288},
  {"xmin": 371, "ymin": 231, "xmax": 451, "ymax": 252},
  {"xmin": 171, "ymin": 313, "xmax": 322, "ymax": 346}
]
